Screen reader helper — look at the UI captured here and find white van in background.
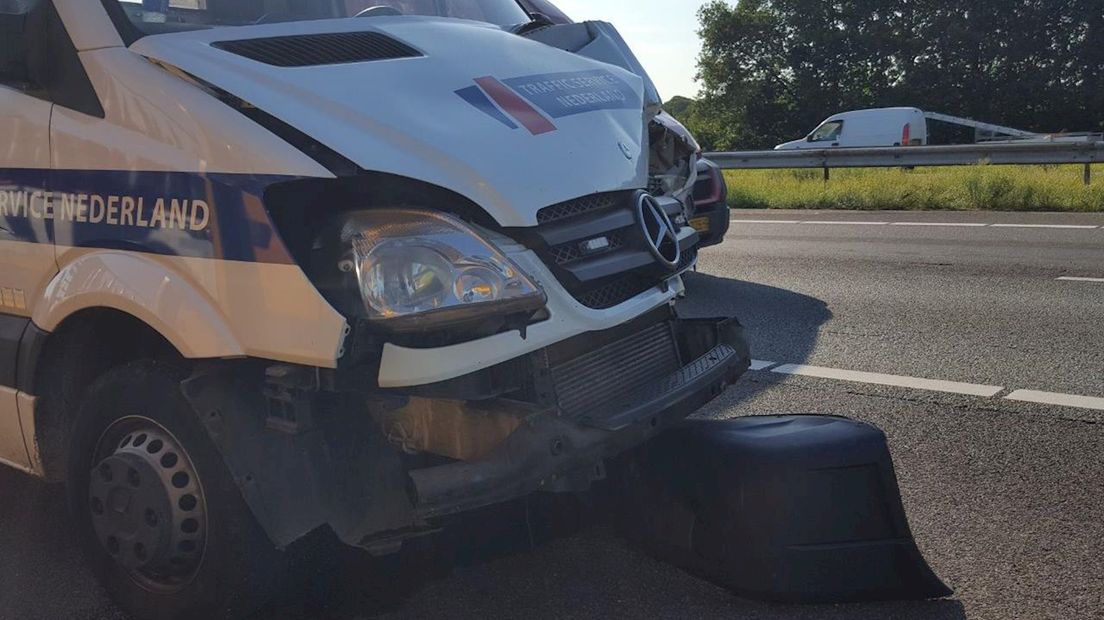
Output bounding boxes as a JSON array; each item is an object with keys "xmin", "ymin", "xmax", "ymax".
[
  {"xmin": 774, "ymin": 107, "xmax": 1045, "ymax": 150},
  {"xmin": 775, "ymin": 107, "xmax": 928, "ymax": 150}
]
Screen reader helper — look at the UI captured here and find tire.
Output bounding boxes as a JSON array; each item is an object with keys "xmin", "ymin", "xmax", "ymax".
[{"xmin": 66, "ymin": 361, "xmax": 283, "ymax": 620}]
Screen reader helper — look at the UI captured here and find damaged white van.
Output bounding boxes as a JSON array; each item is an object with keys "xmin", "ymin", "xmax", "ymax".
[{"xmin": 0, "ymin": 1, "xmax": 948, "ymax": 618}]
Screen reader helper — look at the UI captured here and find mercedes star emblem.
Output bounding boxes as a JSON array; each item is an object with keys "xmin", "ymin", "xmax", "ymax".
[{"xmin": 635, "ymin": 192, "xmax": 681, "ymax": 268}]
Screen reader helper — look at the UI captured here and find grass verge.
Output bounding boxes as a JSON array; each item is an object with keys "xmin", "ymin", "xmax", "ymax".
[{"xmin": 724, "ymin": 164, "xmax": 1104, "ymax": 211}]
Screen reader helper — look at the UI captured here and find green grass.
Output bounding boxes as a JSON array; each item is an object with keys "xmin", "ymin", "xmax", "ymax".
[{"xmin": 724, "ymin": 165, "xmax": 1104, "ymax": 211}]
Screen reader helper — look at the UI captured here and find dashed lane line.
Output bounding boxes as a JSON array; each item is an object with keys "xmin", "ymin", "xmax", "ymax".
[
  {"xmin": 1004, "ymin": 390, "xmax": 1104, "ymax": 411},
  {"xmin": 889, "ymin": 222, "xmax": 991, "ymax": 227},
  {"xmin": 1057, "ymin": 277, "xmax": 1104, "ymax": 283},
  {"xmin": 799, "ymin": 220, "xmax": 889, "ymax": 226},
  {"xmin": 989, "ymin": 224, "xmax": 1100, "ymax": 230},
  {"xmin": 771, "ymin": 364, "xmax": 1004, "ymax": 397},
  {"xmin": 746, "ymin": 361, "xmax": 1104, "ymax": 412}
]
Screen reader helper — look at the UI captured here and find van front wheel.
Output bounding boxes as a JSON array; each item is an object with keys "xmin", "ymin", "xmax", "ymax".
[{"xmin": 66, "ymin": 361, "xmax": 282, "ymax": 620}]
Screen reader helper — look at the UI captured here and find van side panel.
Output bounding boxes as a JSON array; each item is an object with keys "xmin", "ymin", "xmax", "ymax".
[
  {"xmin": 0, "ymin": 91, "xmax": 57, "ymax": 318},
  {"xmin": 15, "ymin": 392, "xmax": 41, "ymax": 475},
  {"xmin": 33, "ymin": 250, "xmax": 246, "ymax": 360},
  {"xmin": 0, "ymin": 387, "xmax": 33, "ymax": 474},
  {"xmin": 0, "ymin": 89, "xmax": 56, "ymax": 470},
  {"xmin": 42, "ymin": 48, "xmax": 348, "ymax": 368}
]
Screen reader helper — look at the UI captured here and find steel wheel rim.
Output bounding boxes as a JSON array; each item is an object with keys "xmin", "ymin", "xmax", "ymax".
[{"xmin": 88, "ymin": 415, "xmax": 209, "ymax": 593}]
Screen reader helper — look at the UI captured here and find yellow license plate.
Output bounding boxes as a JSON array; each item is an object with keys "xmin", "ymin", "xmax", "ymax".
[{"xmin": 689, "ymin": 217, "xmax": 710, "ymax": 233}]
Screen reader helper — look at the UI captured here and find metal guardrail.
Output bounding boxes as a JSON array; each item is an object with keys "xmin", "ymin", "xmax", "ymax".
[{"xmin": 705, "ymin": 141, "xmax": 1104, "ymax": 170}]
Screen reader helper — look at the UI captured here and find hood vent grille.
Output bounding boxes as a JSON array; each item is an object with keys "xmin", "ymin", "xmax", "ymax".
[{"xmin": 212, "ymin": 32, "xmax": 421, "ymax": 67}]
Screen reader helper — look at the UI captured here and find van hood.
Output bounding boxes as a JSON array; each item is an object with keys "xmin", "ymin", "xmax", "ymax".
[
  {"xmin": 774, "ymin": 139, "xmax": 807, "ymax": 150},
  {"xmin": 132, "ymin": 17, "xmax": 650, "ymax": 227}
]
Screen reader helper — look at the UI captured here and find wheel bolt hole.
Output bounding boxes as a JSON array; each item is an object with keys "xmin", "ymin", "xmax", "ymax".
[
  {"xmin": 146, "ymin": 439, "xmax": 164, "ymax": 454},
  {"xmin": 133, "ymin": 433, "xmax": 148, "ymax": 448},
  {"xmin": 171, "ymin": 472, "xmax": 189, "ymax": 489},
  {"xmin": 98, "ymin": 464, "xmax": 113, "ymax": 482},
  {"xmin": 160, "ymin": 452, "xmax": 178, "ymax": 469},
  {"xmin": 181, "ymin": 518, "xmax": 199, "ymax": 534},
  {"xmin": 106, "ymin": 536, "xmax": 119, "ymax": 554},
  {"xmin": 120, "ymin": 435, "xmax": 133, "ymax": 449},
  {"xmin": 179, "ymin": 494, "xmax": 197, "ymax": 511},
  {"xmin": 144, "ymin": 509, "xmax": 159, "ymax": 527},
  {"xmin": 178, "ymin": 540, "xmax": 196, "ymax": 554},
  {"xmin": 134, "ymin": 543, "xmax": 147, "ymax": 561},
  {"xmin": 127, "ymin": 469, "xmax": 141, "ymax": 488}
]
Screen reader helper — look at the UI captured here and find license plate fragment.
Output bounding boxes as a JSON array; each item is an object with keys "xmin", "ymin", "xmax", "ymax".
[{"xmin": 690, "ymin": 217, "xmax": 710, "ymax": 233}]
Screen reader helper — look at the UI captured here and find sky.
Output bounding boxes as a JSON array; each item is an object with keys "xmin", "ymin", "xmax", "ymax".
[{"xmin": 550, "ymin": 0, "xmax": 719, "ymax": 101}]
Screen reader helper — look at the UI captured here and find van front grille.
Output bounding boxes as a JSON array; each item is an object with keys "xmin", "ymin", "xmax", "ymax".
[{"xmin": 509, "ymin": 191, "xmax": 697, "ymax": 311}]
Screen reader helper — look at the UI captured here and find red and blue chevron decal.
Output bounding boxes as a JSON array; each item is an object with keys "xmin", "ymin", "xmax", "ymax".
[{"xmin": 456, "ymin": 69, "xmax": 641, "ymax": 136}]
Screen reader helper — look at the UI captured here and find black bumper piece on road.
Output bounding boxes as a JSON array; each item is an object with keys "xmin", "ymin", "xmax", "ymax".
[
  {"xmin": 409, "ymin": 315, "xmax": 751, "ymax": 520},
  {"xmin": 616, "ymin": 415, "xmax": 952, "ymax": 603}
]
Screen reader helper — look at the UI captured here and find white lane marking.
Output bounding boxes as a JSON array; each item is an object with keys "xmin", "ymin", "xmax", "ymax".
[
  {"xmin": 800, "ymin": 220, "xmax": 888, "ymax": 226},
  {"xmin": 990, "ymin": 224, "xmax": 1099, "ymax": 229},
  {"xmin": 890, "ymin": 222, "xmax": 990, "ymax": 227},
  {"xmin": 771, "ymin": 364, "xmax": 1004, "ymax": 397},
  {"xmin": 749, "ymin": 360, "xmax": 776, "ymax": 371},
  {"xmin": 1005, "ymin": 390, "xmax": 1104, "ymax": 411},
  {"xmin": 1057, "ymin": 276, "xmax": 1104, "ymax": 283},
  {"xmin": 728, "ymin": 219, "xmax": 801, "ymax": 224}
]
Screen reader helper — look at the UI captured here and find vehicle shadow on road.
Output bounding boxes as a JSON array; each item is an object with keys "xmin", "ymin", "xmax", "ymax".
[{"xmin": 678, "ymin": 270, "xmax": 833, "ymax": 370}]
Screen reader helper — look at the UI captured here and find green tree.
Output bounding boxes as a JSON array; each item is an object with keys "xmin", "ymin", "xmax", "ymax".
[
  {"xmin": 663, "ymin": 95, "xmax": 695, "ymax": 121},
  {"xmin": 696, "ymin": 0, "xmax": 1104, "ymax": 150}
]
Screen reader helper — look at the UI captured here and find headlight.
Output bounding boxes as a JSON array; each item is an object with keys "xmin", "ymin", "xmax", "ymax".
[{"xmin": 341, "ymin": 209, "xmax": 545, "ymax": 330}]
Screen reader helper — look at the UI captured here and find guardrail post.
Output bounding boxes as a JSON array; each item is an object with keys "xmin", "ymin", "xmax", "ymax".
[
  {"xmin": 1084, "ymin": 163, "xmax": 1092, "ymax": 186},
  {"xmin": 823, "ymin": 166, "xmax": 830, "ymax": 184}
]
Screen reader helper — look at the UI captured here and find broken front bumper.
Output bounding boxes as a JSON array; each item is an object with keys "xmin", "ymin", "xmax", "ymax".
[{"xmin": 408, "ymin": 313, "xmax": 751, "ymax": 520}]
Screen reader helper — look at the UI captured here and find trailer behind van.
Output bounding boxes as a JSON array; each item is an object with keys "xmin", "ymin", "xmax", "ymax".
[{"xmin": 775, "ymin": 107, "xmax": 1041, "ymax": 150}]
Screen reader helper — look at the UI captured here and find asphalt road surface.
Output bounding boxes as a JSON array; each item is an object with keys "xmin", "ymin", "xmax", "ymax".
[{"xmin": 2, "ymin": 209, "xmax": 1102, "ymax": 620}]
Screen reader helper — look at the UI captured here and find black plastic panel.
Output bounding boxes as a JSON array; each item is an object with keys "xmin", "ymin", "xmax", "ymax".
[
  {"xmin": 0, "ymin": 313, "xmax": 30, "ymax": 389},
  {"xmin": 617, "ymin": 415, "xmax": 952, "ymax": 603},
  {"xmin": 212, "ymin": 32, "xmax": 422, "ymax": 67}
]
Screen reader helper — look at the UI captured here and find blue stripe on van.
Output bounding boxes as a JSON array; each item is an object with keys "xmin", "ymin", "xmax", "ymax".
[{"xmin": 0, "ymin": 169, "xmax": 299, "ymax": 264}]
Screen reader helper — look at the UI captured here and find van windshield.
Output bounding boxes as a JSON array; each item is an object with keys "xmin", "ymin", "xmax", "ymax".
[
  {"xmin": 112, "ymin": 0, "xmax": 532, "ymax": 35},
  {"xmin": 808, "ymin": 120, "xmax": 844, "ymax": 142}
]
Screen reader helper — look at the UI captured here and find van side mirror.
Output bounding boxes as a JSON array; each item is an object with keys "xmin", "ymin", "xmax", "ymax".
[{"xmin": 0, "ymin": 13, "xmax": 32, "ymax": 86}]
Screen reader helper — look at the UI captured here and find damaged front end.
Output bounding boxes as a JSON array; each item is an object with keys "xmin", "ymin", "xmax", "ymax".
[
  {"xmin": 166, "ymin": 11, "xmax": 945, "ymax": 607},
  {"xmin": 182, "ymin": 308, "xmax": 750, "ymax": 554},
  {"xmin": 521, "ymin": 20, "xmax": 701, "ymax": 214},
  {"xmin": 648, "ymin": 111, "xmax": 699, "ymax": 204}
]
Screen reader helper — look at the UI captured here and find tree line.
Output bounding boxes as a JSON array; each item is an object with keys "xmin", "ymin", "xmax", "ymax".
[{"xmin": 672, "ymin": 0, "xmax": 1104, "ymax": 151}]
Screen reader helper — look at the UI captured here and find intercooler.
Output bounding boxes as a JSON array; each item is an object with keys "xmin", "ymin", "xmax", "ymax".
[{"xmin": 549, "ymin": 321, "xmax": 681, "ymax": 423}]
